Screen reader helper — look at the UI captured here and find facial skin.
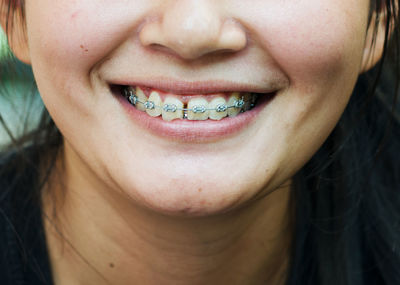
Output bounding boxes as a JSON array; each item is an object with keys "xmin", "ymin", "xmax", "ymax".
[
  {"xmin": 13, "ymin": 0, "xmax": 379, "ymax": 215},
  {"xmin": 2, "ymin": 0, "xmax": 386, "ymax": 284}
]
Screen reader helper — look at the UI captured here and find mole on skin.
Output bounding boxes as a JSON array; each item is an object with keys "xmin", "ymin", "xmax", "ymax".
[{"xmin": 80, "ymin": 45, "xmax": 88, "ymax": 52}]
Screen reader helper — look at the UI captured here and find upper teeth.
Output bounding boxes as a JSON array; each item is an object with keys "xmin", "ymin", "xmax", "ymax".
[{"xmin": 123, "ymin": 87, "xmax": 257, "ymax": 121}]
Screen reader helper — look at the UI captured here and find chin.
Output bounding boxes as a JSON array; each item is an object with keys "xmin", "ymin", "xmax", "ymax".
[{"xmin": 125, "ymin": 179, "xmax": 251, "ymax": 217}]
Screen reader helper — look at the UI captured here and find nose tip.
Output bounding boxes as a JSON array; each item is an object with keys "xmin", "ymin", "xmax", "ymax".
[{"xmin": 139, "ymin": 2, "xmax": 247, "ymax": 60}]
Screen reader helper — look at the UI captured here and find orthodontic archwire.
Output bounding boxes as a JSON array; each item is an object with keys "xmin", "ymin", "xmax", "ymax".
[{"xmin": 123, "ymin": 88, "xmax": 256, "ymax": 115}]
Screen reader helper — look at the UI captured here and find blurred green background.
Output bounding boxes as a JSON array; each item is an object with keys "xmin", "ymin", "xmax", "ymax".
[
  {"xmin": 0, "ymin": 28, "xmax": 8, "ymax": 59},
  {"xmin": 0, "ymin": 28, "xmax": 43, "ymax": 148}
]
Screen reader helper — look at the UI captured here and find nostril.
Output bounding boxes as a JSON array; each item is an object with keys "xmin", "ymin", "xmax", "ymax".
[
  {"xmin": 146, "ymin": 43, "xmax": 193, "ymax": 60},
  {"xmin": 147, "ymin": 43, "xmax": 170, "ymax": 53},
  {"xmin": 208, "ymin": 49, "xmax": 240, "ymax": 57}
]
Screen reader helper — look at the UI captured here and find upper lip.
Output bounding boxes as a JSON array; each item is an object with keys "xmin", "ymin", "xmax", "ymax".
[{"xmin": 109, "ymin": 78, "xmax": 279, "ymax": 95}]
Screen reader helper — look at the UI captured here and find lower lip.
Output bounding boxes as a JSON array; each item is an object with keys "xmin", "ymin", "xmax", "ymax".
[{"xmin": 116, "ymin": 91, "xmax": 274, "ymax": 142}]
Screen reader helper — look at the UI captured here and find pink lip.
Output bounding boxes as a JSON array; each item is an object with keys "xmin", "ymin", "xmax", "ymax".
[{"xmin": 117, "ymin": 91, "xmax": 274, "ymax": 143}]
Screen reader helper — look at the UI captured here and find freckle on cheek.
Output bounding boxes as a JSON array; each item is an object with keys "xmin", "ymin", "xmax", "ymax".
[
  {"xmin": 71, "ymin": 10, "xmax": 80, "ymax": 19},
  {"xmin": 80, "ymin": 45, "xmax": 89, "ymax": 52}
]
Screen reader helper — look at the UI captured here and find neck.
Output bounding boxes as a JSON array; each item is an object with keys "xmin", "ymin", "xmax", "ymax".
[{"xmin": 42, "ymin": 148, "xmax": 293, "ymax": 285}]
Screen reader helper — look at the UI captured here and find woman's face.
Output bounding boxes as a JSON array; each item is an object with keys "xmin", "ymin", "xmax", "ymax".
[{"xmin": 18, "ymin": 0, "xmax": 375, "ymax": 214}]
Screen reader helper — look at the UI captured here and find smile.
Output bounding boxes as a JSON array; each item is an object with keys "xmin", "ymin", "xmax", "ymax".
[
  {"xmin": 122, "ymin": 86, "xmax": 258, "ymax": 121},
  {"xmin": 113, "ymin": 82, "xmax": 276, "ymax": 142}
]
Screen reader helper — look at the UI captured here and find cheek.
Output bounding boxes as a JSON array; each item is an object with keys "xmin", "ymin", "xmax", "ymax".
[
  {"xmin": 251, "ymin": 0, "xmax": 368, "ymax": 89},
  {"xmin": 26, "ymin": 3, "xmax": 105, "ymax": 71},
  {"xmin": 24, "ymin": 1, "xmax": 138, "ymax": 118},
  {"xmin": 245, "ymin": 1, "xmax": 369, "ymax": 174},
  {"xmin": 25, "ymin": 1, "xmax": 144, "ymax": 82},
  {"xmin": 248, "ymin": 0, "xmax": 369, "ymax": 145}
]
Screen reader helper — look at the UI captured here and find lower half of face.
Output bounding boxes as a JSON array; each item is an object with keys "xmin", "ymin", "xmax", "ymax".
[{"xmin": 24, "ymin": 0, "xmax": 370, "ymax": 215}]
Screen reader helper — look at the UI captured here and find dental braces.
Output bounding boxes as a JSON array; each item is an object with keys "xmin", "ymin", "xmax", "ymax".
[{"xmin": 123, "ymin": 88, "xmax": 256, "ymax": 117}]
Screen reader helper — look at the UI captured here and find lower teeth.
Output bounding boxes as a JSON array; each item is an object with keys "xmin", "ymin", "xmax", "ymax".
[{"xmin": 122, "ymin": 87, "xmax": 258, "ymax": 121}]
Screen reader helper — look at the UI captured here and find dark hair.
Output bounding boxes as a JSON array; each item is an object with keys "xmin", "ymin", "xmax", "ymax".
[{"xmin": 1, "ymin": 1, "xmax": 399, "ymax": 285}]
